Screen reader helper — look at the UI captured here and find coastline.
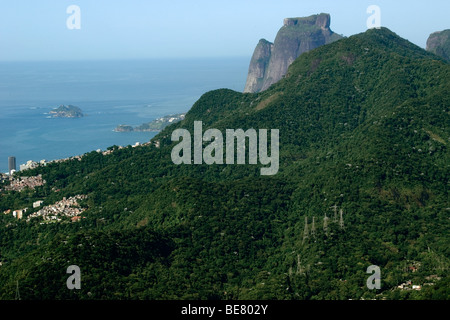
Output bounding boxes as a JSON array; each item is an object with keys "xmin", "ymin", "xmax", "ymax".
[
  {"xmin": 114, "ymin": 113, "xmax": 186, "ymax": 133},
  {"xmin": 0, "ymin": 58, "xmax": 248, "ymax": 174}
]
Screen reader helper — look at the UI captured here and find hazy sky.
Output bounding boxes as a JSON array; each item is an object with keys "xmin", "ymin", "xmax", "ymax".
[{"xmin": 0, "ymin": 0, "xmax": 449, "ymax": 61}]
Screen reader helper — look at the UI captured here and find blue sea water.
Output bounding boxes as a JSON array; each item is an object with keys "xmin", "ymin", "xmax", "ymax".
[{"xmin": 0, "ymin": 58, "xmax": 249, "ymax": 173}]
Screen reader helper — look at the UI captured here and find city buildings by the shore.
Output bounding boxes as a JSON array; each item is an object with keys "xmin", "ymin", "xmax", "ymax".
[{"xmin": 5, "ymin": 139, "xmax": 156, "ymax": 176}]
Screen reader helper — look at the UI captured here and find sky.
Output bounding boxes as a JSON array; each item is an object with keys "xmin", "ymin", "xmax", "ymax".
[{"xmin": 0, "ymin": 0, "xmax": 449, "ymax": 61}]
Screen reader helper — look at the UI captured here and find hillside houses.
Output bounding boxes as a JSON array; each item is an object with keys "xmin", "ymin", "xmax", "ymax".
[
  {"xmin": 1, "ymin": 174, "xmax": 45, "ymax": 192},
  {"xmin": 26, "ymin": 195, "xmax": 87, "ymax": 223}
]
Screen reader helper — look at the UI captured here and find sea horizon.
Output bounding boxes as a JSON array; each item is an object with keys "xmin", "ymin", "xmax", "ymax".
[{"xmin": 0, "ymin": 57, "xmax": 249, "ymax": 173}]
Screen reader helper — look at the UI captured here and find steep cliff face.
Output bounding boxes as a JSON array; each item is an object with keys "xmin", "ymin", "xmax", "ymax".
[
  {"xmin": 243, "ymin": 39, "xmax": 273, "ymax": 93},
  {"xmin": 244, "ymin": 13, "xmax": 342, "ymax": 93},
  {"xmin": 426, "ymin": 29, "xmax": 450, "ymax": 61}
]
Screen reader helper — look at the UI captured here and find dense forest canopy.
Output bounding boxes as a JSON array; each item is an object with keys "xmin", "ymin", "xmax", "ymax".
[{"xmin": 0, "ymin": 28, "xmax": 448, "ymax": 300}]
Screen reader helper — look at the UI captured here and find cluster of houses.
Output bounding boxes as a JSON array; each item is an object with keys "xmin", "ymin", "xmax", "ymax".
[
  {"xmin": 1, "ymin": 140, "xmax": 159, "ymax": 224},
  {"xmin": 19, "ymin": 159, "xmax": 42, "ymax": 171},
  {"xmin": 3, "ymin": 200, "xmax": 44, "ymax": 219},
  {"xmin": 397, "ymin": 280, "xmax": 422, "ymax": 291},
  {"xmin": 25, "ymin": 195, "xmax": 87, "ymax": 223},
  {"xmin": 3, "ymin": 195, "xmax": 87, "ymax": 223},
  {"xmin": 1, "ymin": 174, "xmax": 46, "ymax": 192},
  {"xmin": 4, "ymin": 140, "xmax": 158, "ymax": 180},
  {"xmin": 396, "ymin": 273, "xmax": 441, "ymax": 292}
]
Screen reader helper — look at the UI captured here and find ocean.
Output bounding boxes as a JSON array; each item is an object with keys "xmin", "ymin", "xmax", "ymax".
[{"xmin": 0, "ymin": 58, "xmax": 249, "ymax": 173}]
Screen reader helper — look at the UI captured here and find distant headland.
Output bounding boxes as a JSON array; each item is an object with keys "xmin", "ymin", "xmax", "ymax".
[
  {"xmin": 115, "ymin": 113, "xmax": 186, "ymax": 132},
  {"xmin": 49, "ymin": 105, "xmax": 84, "ymax": 118}
]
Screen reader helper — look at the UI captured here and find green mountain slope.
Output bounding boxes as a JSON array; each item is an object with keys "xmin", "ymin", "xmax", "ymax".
[{"xmin": 0, "ymin": 28, "xmax": 449, "ymax": 300}]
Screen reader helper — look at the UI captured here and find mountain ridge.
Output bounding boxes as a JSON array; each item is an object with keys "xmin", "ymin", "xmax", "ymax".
[{"xmin": 0, "ymin": 27, "xmax": 448, "ymax": 300}]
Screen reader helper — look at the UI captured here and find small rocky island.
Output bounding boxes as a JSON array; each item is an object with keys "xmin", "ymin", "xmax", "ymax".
[
  {"xmin": 115, "ymin": 113, "xmax": 186, "ymax": 132},
  {"xmin": 49, "ymin": 105, "xmax": 84, "ymax": 118}
]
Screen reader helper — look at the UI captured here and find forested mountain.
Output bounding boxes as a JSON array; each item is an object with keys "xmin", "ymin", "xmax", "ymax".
[{"xmin": 0, "ymin": 27, "xmax": 448, "ymax": 300}]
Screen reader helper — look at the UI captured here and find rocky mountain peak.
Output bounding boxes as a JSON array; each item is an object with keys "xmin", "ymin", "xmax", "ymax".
[
  {"xmin": 244, "ymin": 13, "xmax": 342, "ymax": 93},
  {"xmin": 283, "ymin": 13, "xmax": 330, "ymax": 29},
  {"xmin": 426, "ymin": 29, "xmax": 450, "ymax": 61}
]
